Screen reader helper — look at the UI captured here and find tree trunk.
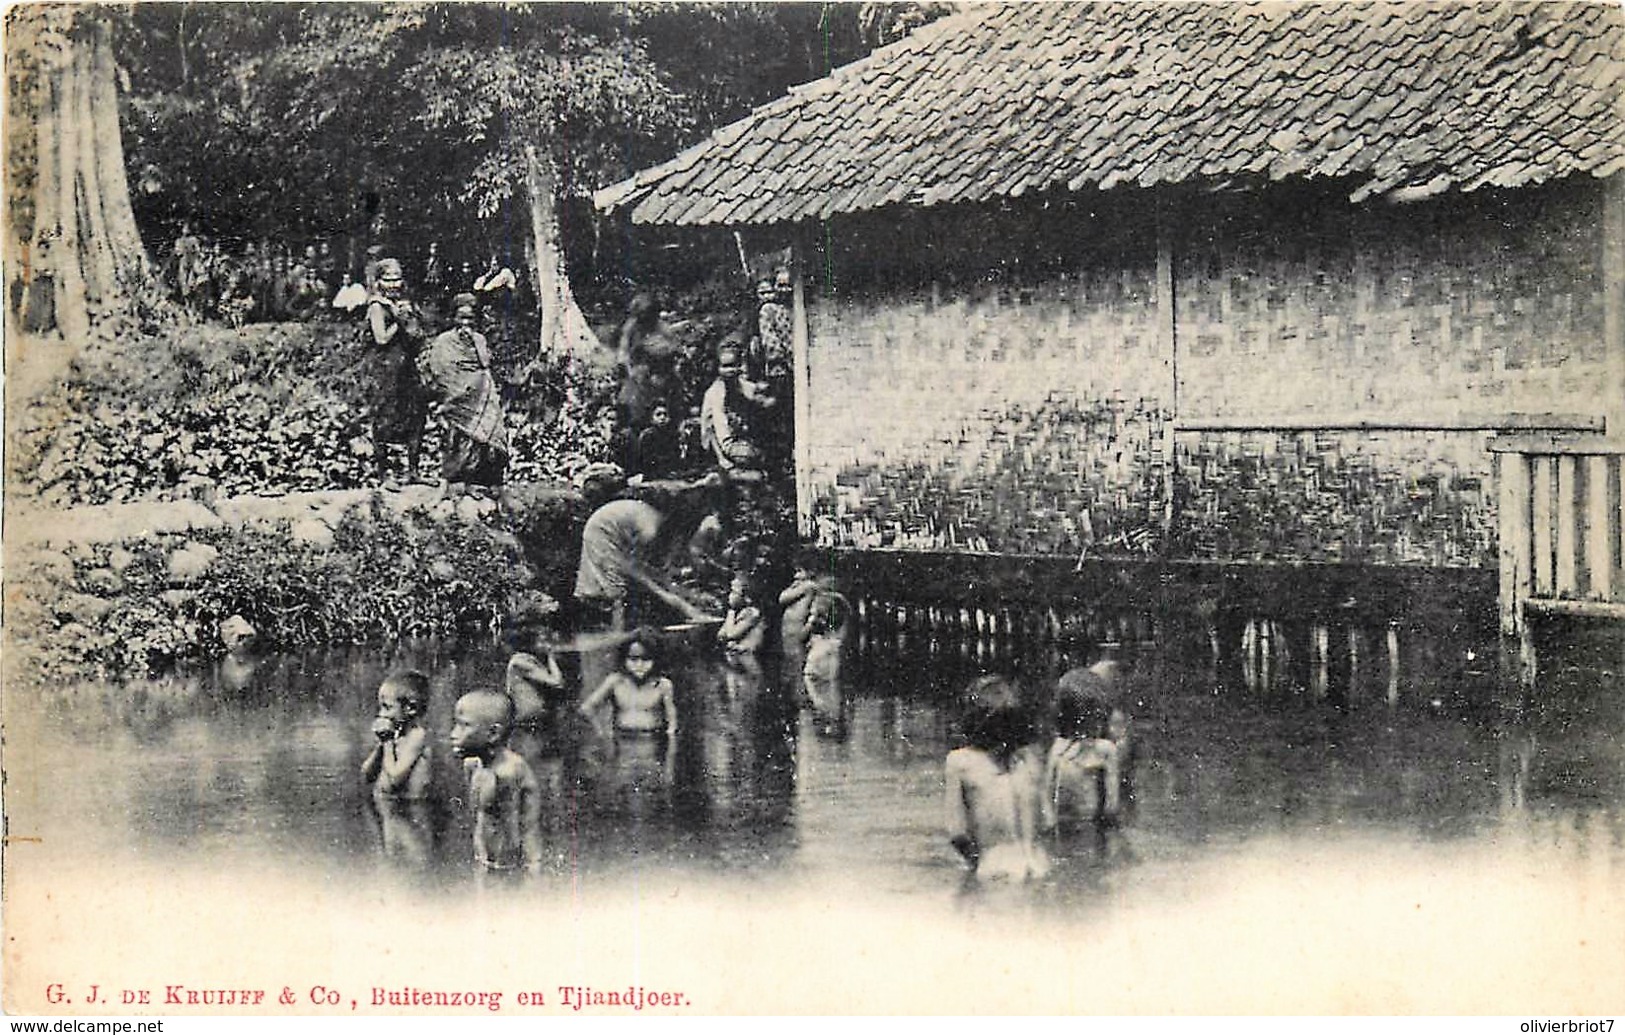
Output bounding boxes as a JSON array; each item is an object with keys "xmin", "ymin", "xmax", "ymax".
[
  {"xmin": 8, "ymin": 10, "xmax": 153, "ymax": 343},
  {"xmin": 523, "ymin": 143, "xmax": 599, "ymax": 364}
]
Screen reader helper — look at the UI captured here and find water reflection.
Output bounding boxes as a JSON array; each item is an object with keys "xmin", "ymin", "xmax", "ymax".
[{"xmin": 7, "ymin": 611, "xmax": 1622, "ymax": 916}]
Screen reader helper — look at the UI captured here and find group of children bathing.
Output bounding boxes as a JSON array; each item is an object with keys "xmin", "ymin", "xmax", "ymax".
[
  {"xmin": 362, "ymin": 559, "xmax": 1130, "ymax": 883},
  {"xmin": 947, "ymin": 651, "xmax": 1135, "ymax": 883},
  {"xmin": 360, "ymin": 556, "xmax": 853, "ymax": 874}
]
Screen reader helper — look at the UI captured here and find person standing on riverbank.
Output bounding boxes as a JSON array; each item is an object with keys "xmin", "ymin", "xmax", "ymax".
[
  {"xmin": 417, "ymin": 293, "xmax": 510, "ymax": 498},
  {"xmin": 366, "ymin": 258, "xmax": 430, "ymax": 489}
]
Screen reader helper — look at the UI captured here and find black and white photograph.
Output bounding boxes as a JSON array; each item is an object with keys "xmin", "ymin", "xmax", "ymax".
[{"xmin": 3, "ymin": 0, "xmax": 1623, "ymax": 1018}]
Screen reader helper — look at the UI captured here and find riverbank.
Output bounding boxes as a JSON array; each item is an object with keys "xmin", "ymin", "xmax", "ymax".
[
  {"xmin": 4, "ymin": 482, "xmax": 583, "ymax": 685},
  {"xmin": 2, "ymin": 312, "xmax": 625, "ymax": 685}
]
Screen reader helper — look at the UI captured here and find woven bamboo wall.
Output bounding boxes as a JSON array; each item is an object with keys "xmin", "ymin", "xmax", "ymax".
[
  {"xmin": 805, "ymin": 180, "xmax": 1610, "ymax": 567},
  {"xmin": 1177, "ymin": 184, "xmax": 1606, "ymax": 418}
]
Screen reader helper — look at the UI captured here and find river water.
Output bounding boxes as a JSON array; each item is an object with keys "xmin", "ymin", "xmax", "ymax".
[{"xmin": 4, "ymin": 614, "xmax": 1622, "ymax": 1013}]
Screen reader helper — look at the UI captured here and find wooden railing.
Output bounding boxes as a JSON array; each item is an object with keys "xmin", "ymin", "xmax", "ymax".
[{"xmin": 1491, "ymin": 434, "xmax": 1625, "ymax": 689}]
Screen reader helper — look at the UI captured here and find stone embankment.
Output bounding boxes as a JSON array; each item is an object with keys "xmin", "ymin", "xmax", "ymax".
[{"xmin": 5, "ymin": 483, "xmax": 579, "ymax": 685}]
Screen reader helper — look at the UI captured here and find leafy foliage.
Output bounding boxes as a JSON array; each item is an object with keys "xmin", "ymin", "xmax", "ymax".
[
  {"xmin": 8, "ymin": 502, "xmax": 558, "ymax": 685},
  {"xmin": 8, "ymin": 320, "xmax": 620, "ymax": 508},
  {"xmin": 117, "ymin": 4, "xmax": 874, "ymax": 256}
]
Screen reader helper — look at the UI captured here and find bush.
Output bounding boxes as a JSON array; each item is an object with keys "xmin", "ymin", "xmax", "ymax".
[
  {"xmin": 6, "ymin": 501, "xmax": 559, "ymax": 685},
  {"xmin": 9, "ymin": 321, "xmax": 621, "ymax": 507}
]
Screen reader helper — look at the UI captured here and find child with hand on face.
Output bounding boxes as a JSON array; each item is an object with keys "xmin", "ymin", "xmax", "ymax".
[
  {"xmin": 717, "ymin": 573, "xmax": 766, "ymax": 658},
  {"xmin": 450, "ymin": 689, "xmax": 544, "ymax": 874},
  {"xmin": 778, "ymin": 556, "xmax": 831, "ymax": 664},
  {"xmin": 505, "ymin": 609, "xmax": 566, "ymax": 730},
  {"xmin": 361, "ymin": 672, "xmax": 433, "ymax": 799}
]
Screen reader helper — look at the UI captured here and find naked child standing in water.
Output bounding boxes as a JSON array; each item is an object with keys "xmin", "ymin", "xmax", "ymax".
[
  {"xmin": 579, "ymin": 638, "xmax": 678, "ymax": 738},
  {"xmin": 945, "ymin": 675, "xmax": 1050, "ymax": 882},
  {"xmin": 450, "ymin": 689, "xmax": 544, "ymax": 874},
  {"xmin": 361, "ymin": 671, "xmax": 435, "ymax": 866},
  {"xmin": 362, "ymin": 671, "xmax": 433, "ymax": 799}
]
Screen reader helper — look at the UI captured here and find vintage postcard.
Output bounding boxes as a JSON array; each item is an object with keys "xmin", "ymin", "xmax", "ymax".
[{"xmin": 4, "ymin": 0, "xmax": 1623, "ymax": 1018}]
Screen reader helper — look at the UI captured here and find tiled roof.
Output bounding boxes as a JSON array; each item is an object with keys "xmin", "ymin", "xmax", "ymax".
[{"xmin": 597, "ymin": 2, "xmax": 1625, "ymax": 225}]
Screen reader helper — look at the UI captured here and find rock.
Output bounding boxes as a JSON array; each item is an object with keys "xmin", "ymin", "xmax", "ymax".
[
  {"xmin": 455, "ymin": 496, "xmax": 496, "ymax": 523},
  {"xmin": 57, "ymin": 621, "xmax": 94, "ymax": 647},
  {"xmin": 52, "ymin": 591, "xmax": 116, "ymax": 623},
  {"xmin": 291, "ymin": 518, "xmax": 335, "ymax": 549},
  {"xmin": 58, "ymin": 500, "xmax": 223, "ymax": 544},
  {"xmin": 26, "ymin": 549, "xmax": 76, "ymax": 585},
  {"xmin": 179, "ymin": 476, "xmax": 218, "ymax": 506},
  {"xmin": 162, "ymin": 589, "xmax": 198, "ymax": 609},
  {"xmin": 80, "ymin": 567, "xmax": 126, "ymax": 597},
  {"xmin": 310, "ymin": 498, "xmax": 353, "ymax": 527},
  {"xmin": 218, "ymin": 615, "xmax": 257, "ymax": 652},
  {"xmin": 64, "ymin": 541, "xmax": 98, "ymax": 563},
  {"xmin": 167, "ymin": 542, "xmax": 221, "ymax": 585},
  {"xmin": 379, "ymin": 484, "xmax": 442, "ymax": 517},
  {"xmin": 106, "ymin": 547, "xmax": 137, "ymax": 573}
]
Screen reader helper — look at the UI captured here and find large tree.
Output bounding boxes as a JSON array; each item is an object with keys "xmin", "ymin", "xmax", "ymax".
[
  {"xmin": 6, "ymin": 4, "xmax": 154, "ymax": 344},
  {"xmin": 116, "ymin": 3, "xmax": 873, "ymax": 359}
]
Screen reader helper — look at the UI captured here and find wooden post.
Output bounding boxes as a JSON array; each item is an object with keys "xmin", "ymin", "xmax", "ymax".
[
  {"xmin": 1347, "ymin": 626, "xmax": 1362, "ymax": 709},
  {"xmin": 1385, "ymin": 623, "xmax": 1401, "ymax": 706},
  {"xmin": 1531, "ymin": 455, "xmax": 1554, "ymax": 595},
  {"xmin": 1603, "ymin": 174, "xmax": 1624, "ymax": 440},
  {"xmin": 1497, "ymin": 451, "xmax": 1535, "ymax": 694},
  {"xmin": 1602, "ymin": 174, "xmax": 1624, "ymax": 599},
  {"xmin": 791, "ymin": 232, "xmax": 814, "ymax": 539},
  {"xmin": 1259, "ymin": 619, "xmax": 1273, "ymax": 692},
  {"xmin": 1618, "ymin": 455, "xmax": 1625, "ymax": 599},
  {"xmin": 1586, "ymin": 455, "xmax": 1613, "ymax": 600},
  {"xmin": 1155, "ymin": 200, "xmax": 1178, "ymax": 540},
  {"xmin": 1311, "ymin": 624, "xmax": 1329, "ymax": 699},
  {"xmin": 1556, "ymin": 456, "xmax": 1578, "ymax": 595}
]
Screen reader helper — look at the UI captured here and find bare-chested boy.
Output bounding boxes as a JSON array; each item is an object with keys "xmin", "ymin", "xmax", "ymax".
[
  {"xmin": 361, "ymin": 671, "xmax": 433, "ymax": 799},
  {"xmin": 506, "ymin": 625, "xmax": 565, "ymax": 729},
  {"xmin": 449, "ymin": 689, "xmax": 544, "ymax": 873}
]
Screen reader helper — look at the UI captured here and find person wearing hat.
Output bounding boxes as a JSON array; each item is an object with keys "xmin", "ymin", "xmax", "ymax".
[
  {"xmin": 366, "ymin": 258, "xmax": 430, "ymax": 488},
  {"xmin": 417, "ymin": 292, "xmax": 510, "ymax": 497}
]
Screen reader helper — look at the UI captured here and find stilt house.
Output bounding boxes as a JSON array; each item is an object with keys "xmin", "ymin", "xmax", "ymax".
[{"xmin": 599, "ymin": 2, "xmax": 1625, "ymax": 661}]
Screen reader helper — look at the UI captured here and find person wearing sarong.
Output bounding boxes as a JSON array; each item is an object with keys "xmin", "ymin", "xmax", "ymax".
[
  {"xmin": 366, "ymin": 258, "xmax": 430, "ymax": 488},
  {"xmin": 418, "ymin": 293, "xmax": 510, "ymax": 495},
  {"xmin": 616, "ymin": 292, "xmax": 681, "ymax": 431},
  {"xmin": 172, "ymin": 224, "xmax": 207, "ymax": 315},
  {"xmin": 572, "ymin": 464, "xmax": 721, "ymax": 631}
]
